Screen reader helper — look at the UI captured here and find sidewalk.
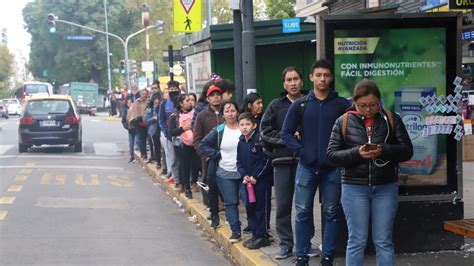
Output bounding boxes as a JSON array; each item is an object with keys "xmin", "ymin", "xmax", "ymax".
[{"xmin": 135, "ymin": 151, "xmax": 474, "ymax": 265}]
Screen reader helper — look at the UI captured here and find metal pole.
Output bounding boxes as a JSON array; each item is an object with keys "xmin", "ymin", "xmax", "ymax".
[
  {"xmin": 207, "ymin": 0, "xmax": 212, "ymax": 27},
  {"xmin": 233, "ymin": 9, "xmax": 243, "ymax": 105},
  {"xmin": 104, "ymin": 0, "xmax": 112, "ymax": 92},
  {"xmin": 241, "ymin": 0, "xmax": 256, "ymax": 96},
  {"xmin": 168, "ymin": 45, "xmax": 174, "ymax": 81}
]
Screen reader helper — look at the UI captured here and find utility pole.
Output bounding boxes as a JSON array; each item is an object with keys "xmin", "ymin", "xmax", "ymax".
[
  {"xmin": 232, "ymin": 8, "xmax": 243, "ymax": 105},
  {"xmin": 241, "ymin": 0, "xmax": 256, "ymax": 96},
  {"xmin": 104, "ymin": 0, "xmax": 112, "ymax": 92},
  {"xmin": 168, "ymin": 45, "xmax": 174, "ymax": 81},
  {"xmin": 49, "ymin": 14, "xmax": 163, "ymax": 90}
]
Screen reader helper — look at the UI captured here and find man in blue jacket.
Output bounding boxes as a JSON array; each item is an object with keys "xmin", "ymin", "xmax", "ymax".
[{"xmin": 282, "ymin": 59, "xmax": 350, "ymax": 266}]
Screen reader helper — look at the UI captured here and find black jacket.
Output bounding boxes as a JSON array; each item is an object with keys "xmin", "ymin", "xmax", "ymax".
[
  {"xmin": 326, "ymin": 108, "xmax": 413, "ymax": 186},
  {"xmin": 259, "ymin": 91, "xmax": 307, "ymax": 159}
]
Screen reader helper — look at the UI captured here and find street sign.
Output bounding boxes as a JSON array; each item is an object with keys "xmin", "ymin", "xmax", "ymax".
[
  {"xmin": 141, "ymin": 61, "xmax": 154, "ymax": 72},
  {"xmin": 172, "ymin": 64, "xmax": 183, "ymax": 76},
  {"xmin": 282, "ymin": 18, "xmax": 301, "ymax": 33},
  {"xmin": 65, "ymin": 35, "xmax": 94, "ymax": 41},
  {"xmin": 173, "ymin": 0, "xmax": 202, "ymax": 33},
  {"xmin": 449, "ymin": 0, "xmax": 474, "ymax": 9}
]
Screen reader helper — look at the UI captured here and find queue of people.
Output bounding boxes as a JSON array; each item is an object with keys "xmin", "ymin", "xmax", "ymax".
[{"xmin": 120, "ymin": 59, "xmax": 414, "ymax": 266}]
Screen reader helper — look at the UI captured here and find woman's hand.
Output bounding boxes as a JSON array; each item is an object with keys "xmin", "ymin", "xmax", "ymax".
[
  {"xmin": 243, "ymin": 175, "xmax": 251, "ymax": 184},
  {"xmin": 359, "ymin": 144, "xmax": 382, "ymax": 159},
  {"xmin": 182, "ymin": 124, "xmax": 192, "ymax": 131}
]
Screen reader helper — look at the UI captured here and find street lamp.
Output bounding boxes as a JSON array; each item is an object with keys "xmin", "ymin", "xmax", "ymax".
[{"xmin": 47, "ymin": 13, "xmax": 164, "ymax": 90}]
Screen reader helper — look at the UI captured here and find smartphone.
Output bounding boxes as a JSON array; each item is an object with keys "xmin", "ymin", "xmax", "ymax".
[{"xmin": 364, "ymin": 143, "xmax": 378, "ymax": 151}]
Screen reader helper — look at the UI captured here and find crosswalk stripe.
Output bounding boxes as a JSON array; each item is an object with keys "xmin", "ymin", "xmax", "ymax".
[
  {"xmin": 0, "ymin": 211, "xmax": 7, "ymax": 220},
  {"xmin": 15, "ymin": 175, "xmax": 28, "ymax": 182},
  {"xmin": 0, "ymin": 197, "xmax": 15, "ymax": 204},
  {"xmin": 7, "ymin": 185, "xmax": 22, "ymax": 192},
  {"xmin": 41, "ymin": 174, "xmax": 65, "ymax": 185},
  {"xmin": 107, "ymin": 175, "xmax": 133, "ymax": 187},
  {"xmin": 0, "ymin": 145, "xmax": 14, "ymax": 155}
]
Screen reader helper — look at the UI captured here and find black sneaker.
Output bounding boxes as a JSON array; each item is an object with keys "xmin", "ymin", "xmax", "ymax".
[
  {"xmin": 293, "ymin": 256, "xmax": 309, "ymax": 266},
  {"xmin": 185, "ymin": 190, "xmax": 193, "ymax": 199},
  {"xmin": 320, "ymin": 257, "xmax": 333, "ymax": 266},
  {"xmin": 243, "ymin": 225, "xmax": 252, "ymax": 234},
  {"xmin": 275, "ymin": 246, "xmax": 293, "ymax": 259},
  {"xmin": 244, "ymin": 236, "xmax": 271, "ymax": 249},
  {"xmin": 229, "ymin": 233, "xmax": 241, "ymax": 243},
  {"xmin": 243, "ymin": 237, "xmax": 255, "ymax": 248},
  {"xmin": 211, "ymin": 214, "xmax": 220, "ymax": 229}
]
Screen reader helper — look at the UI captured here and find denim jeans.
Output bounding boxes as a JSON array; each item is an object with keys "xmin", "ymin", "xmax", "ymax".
[
  {"xmin": 341, "ymin": 182, "xmax": 399, "ymax": 266},
  {"xmin": 216, "ymin": 174, "xmax": 242, "ymax": 235},
  {"xmin": 128, "ymin": 131, "xmax": 136, "ymax": 160},
  {"xmin": 294, "ymin": 164, "xmax": 341, "ymax": 259},
  {"xmin": 160, "ymin": 132, "xmax": 171, "ymax": 173}
]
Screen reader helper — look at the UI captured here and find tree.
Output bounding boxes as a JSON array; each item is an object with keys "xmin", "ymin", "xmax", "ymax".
[
  {"xmin": 264, "ymin": 0, "xmax": 295, "ymax": 19},
  {"xmin": 0, "ymin": 44, "xmax": 14, "ymax": 94}
]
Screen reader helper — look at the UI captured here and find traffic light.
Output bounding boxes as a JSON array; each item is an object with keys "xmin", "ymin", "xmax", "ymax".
[
  {"xmin": 47, "ymin": 13, "xmax": 57, "ymax": 33},
  {"xmin": 119, "ymin": 60, "xmax": 126, "ymax": 75},
  {"xmin": 156, "ymin": 20, "xmax": 165, "ymax": 34},
  {"xmin": 129, "ymin": 60, "xmax": 137, "ymax": 74}
]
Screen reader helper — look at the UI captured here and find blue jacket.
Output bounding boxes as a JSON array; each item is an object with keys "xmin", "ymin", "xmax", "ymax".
[
  {"xmin": 281, "ymin": 89, "xmax": 350, "ymax": 174},
  {"xmin": 145, "ymin": 105, "xmax": 160, "ymax": 136},
  {"xmin": 237, "ymin": 131, "xmax": 273, "ymax": 189},
  {"xmin": 158, "ymin": 99, "xmax": 175, "ymax": 139}
]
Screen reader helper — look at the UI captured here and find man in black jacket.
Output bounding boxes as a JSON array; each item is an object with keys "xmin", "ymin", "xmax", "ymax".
[{"xmin": 260, "ymin": 66, "xmax": 317, "ymax": 259}]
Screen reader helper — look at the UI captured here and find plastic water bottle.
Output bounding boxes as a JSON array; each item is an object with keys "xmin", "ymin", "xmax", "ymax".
[{"xmin": 247, "ymin": 183, "xmax": 256, "ymax": 204}]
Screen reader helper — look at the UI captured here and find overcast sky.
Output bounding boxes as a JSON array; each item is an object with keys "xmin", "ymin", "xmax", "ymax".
[{"xmin": 0, "ymin": 0, "xmax": 33, "ymax": 59}]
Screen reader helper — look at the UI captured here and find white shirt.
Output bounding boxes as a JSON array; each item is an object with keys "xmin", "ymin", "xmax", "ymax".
[{"xmin": 218, "ymin": 125, "xmax": 241, "ymax": 172}]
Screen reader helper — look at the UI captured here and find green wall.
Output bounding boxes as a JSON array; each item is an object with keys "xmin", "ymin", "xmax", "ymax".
[{"xmin": 211, "ymin": 42, "xmax": 316, "ymax": 106}]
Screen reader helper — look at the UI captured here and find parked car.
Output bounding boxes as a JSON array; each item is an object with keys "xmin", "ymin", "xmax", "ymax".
[
  {"xmin": 3, "ymin": 98, "xmax": 22, "ymax": 116},
  {"xmin": 0, "ymin": 100, "xmax": 9, "ymax": 119},
  {"xmin": 18, "ymin": 95, "xmax": 82, "ymax": 153}
]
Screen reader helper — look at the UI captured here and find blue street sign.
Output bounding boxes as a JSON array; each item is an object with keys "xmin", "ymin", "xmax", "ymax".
[
  {"xmin": 65, "ymin": 35, "xmax": 94, "ymax": 41},
  {"xmin": 282, "ymin": 18, "xmax": 301, "ymax": 33}
]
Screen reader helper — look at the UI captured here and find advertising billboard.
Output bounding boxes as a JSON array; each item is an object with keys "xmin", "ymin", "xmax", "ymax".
[{"xmin": 317, "ymin": 13, "xmax": 461, "ymax": 196}]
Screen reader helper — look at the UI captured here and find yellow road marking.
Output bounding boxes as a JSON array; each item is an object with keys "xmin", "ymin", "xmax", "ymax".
[
  {"xmin": 0, "ymin": 211, "xmax": 7, "ymax": 220},
  {"xmin": 76, "ymin": 174, "xmax": 100, "ymax": 186},
  {"xmin": 41, "ymin": 173, "xmax": 53, "ymax": 185},
  {"xmin": 41, "ymin": 173, "xmax": 65, "ymax": 185},
  {"xmin": 55, "ymin": 174, "xmax": 65, "ymax": 185},
  {"xmin": 108, "ymin": 175, "xmax": 133, "ymax": 187},
  {"xmin": 7, "ymin": 185, "xmax": 22, "ymax": 192},
  {"xmin": 0, "ymin": 197, "xmax": 15, "ymax": 204},
  {"xmin": 15, "ymin": 175, "xmax": 28, "ymax": 182},
  {"xmin": 20, "ymin": 169, "xmax": 32, "ymax": 174},
  {"xmin": 91, "ymin": 174, "xmax": 100, "ymax": 185}
]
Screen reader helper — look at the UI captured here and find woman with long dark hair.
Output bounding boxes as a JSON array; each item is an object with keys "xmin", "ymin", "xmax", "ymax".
[{"xmin": 169, "ymin": 94, "xmax": 197, "ymax": 198}]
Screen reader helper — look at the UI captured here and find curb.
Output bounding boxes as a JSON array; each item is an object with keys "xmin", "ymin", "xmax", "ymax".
[{"xmin": 135, "ymin": 151, "xmax": 277, "ymax": 266}]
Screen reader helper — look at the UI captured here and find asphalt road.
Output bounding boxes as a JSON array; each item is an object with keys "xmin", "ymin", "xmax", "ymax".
[{"xmin": 0, "ymin": 114, "xmax": 231, "ymax": 265}]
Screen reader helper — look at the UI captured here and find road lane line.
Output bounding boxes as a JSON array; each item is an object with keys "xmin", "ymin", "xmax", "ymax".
[
  {"xmin": 0, "ymin": 197, "xmax": 15, "ymax": 204},
  {"xmin": 0, "ymin": 145, "xmax": 14, "ymax": 155},
  {"xmin": 41, "ymin": 174, "xmax": 53, "ymax": 185},
  {"xmin": 7, "ymin": 185, "xmax": 23, "ymax": 192},
  {"xmin": 107, "ymin": 175, "xmax": 133, "ymax": 187},
  {"xmin": 0, "ymin": 155, "xmax": 123, "ymax": 160},
  {"xmin": 36, "ymin": 197, "xmax": 131, "ymax": 209},
  {"xmin": 15, "ymin": 175, "xmax": 28, "ymax": 182},
  {"xmin": 75, "ymin": 174, "xmax": 85, "ymax": 185},
  {"xmin": 91, "ymin": 174, "xmax": 100, "ymax": 185},
  {"xmin": 0, "ymin": 165, "xmax": 123, "ymax": 170},
  {"xmin": 55, "ymin": 174, "xmax": 65, "ymax": 185},
  {"xmin": 20, "ymin": 169, "xmax": 32, "ymax": 174},
  {"xmin": 0, "ymin": 211, "xmax": 7, "ymax": 220}
]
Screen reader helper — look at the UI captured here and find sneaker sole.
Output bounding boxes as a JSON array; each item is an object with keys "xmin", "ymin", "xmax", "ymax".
[{"xmin": 229, "ymin": 239, "xmax": 241, "ymax": 243}]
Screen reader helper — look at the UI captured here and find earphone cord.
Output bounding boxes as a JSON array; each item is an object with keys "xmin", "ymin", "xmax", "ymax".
[{"xmin": 372, "ymin": 112, "xmax": 391, "ymax": 168}]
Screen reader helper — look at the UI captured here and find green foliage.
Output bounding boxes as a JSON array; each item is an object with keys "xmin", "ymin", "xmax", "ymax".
[
  {"xmin": 23, "ymin": 0, "xmax": 180, "ymax": 89},
  {"xmin": 264, "ymin": 0, "xmax": 295, "ymax": 19},
  {"xmin": 0, "ymin": 44, "xmax": 14, "ymax": 92}
]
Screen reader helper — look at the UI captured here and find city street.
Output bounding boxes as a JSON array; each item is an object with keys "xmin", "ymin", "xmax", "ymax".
[{"xmin": 0, "ymin": 114, "xmax": 231, "ymax": 265}]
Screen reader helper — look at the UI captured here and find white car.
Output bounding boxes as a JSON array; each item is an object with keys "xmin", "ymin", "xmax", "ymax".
[{"xmin": 3, "ymin": 98, "xmax": 22, "ymax": 116}]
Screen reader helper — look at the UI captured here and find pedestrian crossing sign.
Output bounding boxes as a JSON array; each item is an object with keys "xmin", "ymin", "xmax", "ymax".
[{"xmin": 173, "ymin": 0, "xmax": 202, "ymax": 33}]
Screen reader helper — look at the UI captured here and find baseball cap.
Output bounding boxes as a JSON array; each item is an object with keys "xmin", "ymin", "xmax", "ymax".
[{"xmin": 207, "ymin": 85, "xmax": 223, "ymax": 96}]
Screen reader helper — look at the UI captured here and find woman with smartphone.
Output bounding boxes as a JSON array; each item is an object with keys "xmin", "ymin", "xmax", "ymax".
[{"xmin": 326, "ymin": 79, "xmax": 413, "ymax": 266}]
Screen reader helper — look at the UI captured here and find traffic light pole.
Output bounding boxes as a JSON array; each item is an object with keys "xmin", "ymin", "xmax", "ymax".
[{"xmin": 53, "ymin": 18, "xmax": 159, "ymax": 90}]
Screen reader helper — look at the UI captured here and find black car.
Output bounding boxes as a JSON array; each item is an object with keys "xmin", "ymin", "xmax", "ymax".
[{"xmin": 18, "ymin": 95, "xmax": 82, "ymax": 152}]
